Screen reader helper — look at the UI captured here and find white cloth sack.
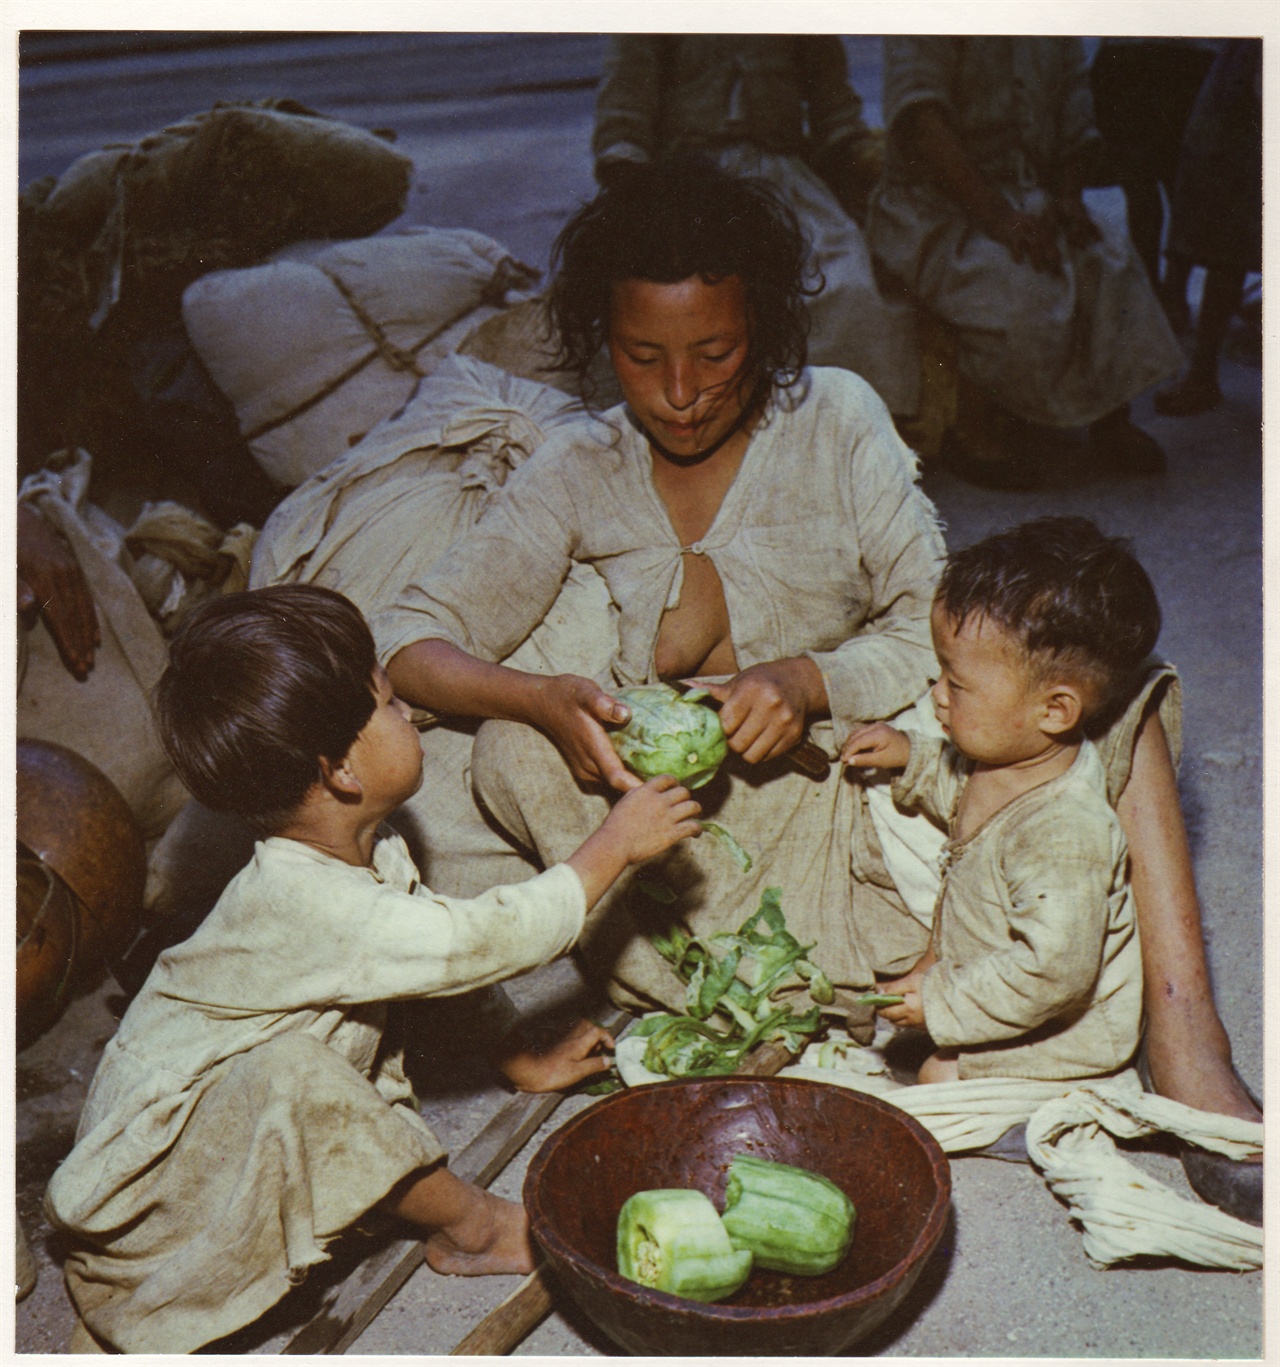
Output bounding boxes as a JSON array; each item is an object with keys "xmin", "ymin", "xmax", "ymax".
[
  {"xmin": 18, "ymin": 452, "xmax": 188, "ymax": 839},
  {"xmin": 183, "ymin": 229, "xmax": 540, "ymax": 487}
]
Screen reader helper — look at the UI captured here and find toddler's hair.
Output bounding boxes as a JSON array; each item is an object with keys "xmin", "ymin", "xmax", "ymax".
[
  {"xmin": 155, "ymin": 585, "xmax": 379, "ymax": 835},
  {"xmin": 936, "ymin": 516, "xmax": 1161, "ymax": 727}
]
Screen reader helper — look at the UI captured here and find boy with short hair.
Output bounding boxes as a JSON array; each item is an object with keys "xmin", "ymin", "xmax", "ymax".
[
  {"xmin": 45, "ymin": 584, "xmax": 702, "ymax": 1354},
  {"xmin": 842, "ymin": 516, "xmax": 1161, "ymax": 1084}
]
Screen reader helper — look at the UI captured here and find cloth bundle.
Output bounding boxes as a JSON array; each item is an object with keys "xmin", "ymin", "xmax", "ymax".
[
  {"xmin": 18, "ymin": 451, "xmax": 255, "ymax": 839},
  {"xmin": 19, "ymin": 99, "xmax": 413, "ymax": 479},
  {"xmin": 781, "ymin": 1045, "xmax": 1262, "ymax": 1272},
  {"xmin": 184, "ymin": 230, "xmax": 541, "ymax": 487}
]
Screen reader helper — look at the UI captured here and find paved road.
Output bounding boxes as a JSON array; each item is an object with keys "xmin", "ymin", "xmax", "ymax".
[{"xmin": 19, "ymin": 33, "xmax": 887, "ymax": 268}]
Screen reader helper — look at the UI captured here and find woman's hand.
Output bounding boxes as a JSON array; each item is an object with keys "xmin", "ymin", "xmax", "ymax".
[
  {"xmin": 690, "ymin": 656, "xmax": 827, "ymax": 765},
  {"xmin": 16, "ymin": 502, "xmax": 99, "ymax": 679},
  {"xmin": 1048, "ymin": 193, "xmax": 1101, "ymax": 250},
  {"xmin": 529, "ymin": 673, "xmax": 642, "ymax": 792}
]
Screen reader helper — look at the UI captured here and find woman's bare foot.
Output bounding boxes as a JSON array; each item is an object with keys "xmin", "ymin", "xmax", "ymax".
[
  {"xmin": 423, "ymin": 1189, "xmax": 535, "ymax": 1277},
  {"xmin": 1144, "ymin": 1007, "xmax": 1262, "ymax": 1126}
]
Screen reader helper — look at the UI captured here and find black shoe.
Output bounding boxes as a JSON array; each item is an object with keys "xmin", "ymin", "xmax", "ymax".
[
  {"xmin": 1088, "ymin": 418, "xmax": 1167, "ymax": 478},
  {"xmin": 1136, "ymin": 1047, "xmax": 1263, "ymax": 1225},
  {"xmin": 1180, "ymin": 1145, "xmax": 1263, "ymax": 1226},
  {"xmin": 938, "ymin": 430, "xmax": 1044, "ymax": 491},
  {"xmin": 1154, "ymin": 375, "xmax": 1224, "ymax": 417},
  {"xmin": 970, "ymin": 1122, "xmax": 1029, "ymax": 1164}
]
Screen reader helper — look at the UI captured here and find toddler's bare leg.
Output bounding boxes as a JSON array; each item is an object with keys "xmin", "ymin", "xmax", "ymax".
[
  {"xmin": 384, "ymin": 1166, "xmax": 534, "ymax": 1277},
  {"xmin": 918, "ymin": 1049, "xmax": 959, "ymax": 1084}
]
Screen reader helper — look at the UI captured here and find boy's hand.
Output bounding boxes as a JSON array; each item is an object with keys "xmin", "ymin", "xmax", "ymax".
[
  {"xmin": 606, "ymin": 774, "xmax": 703, "ymax": 864},
  {"xmin": 497, "ymin": 1017, "xmax": 616, "ymax": 1093},
  {"xmin": 567, "ymin": 775, "xmax": 701, "ymax": 910},
  {"xmin": 841, "ymin": 723, "xmax": 910, "ymax": 771}
]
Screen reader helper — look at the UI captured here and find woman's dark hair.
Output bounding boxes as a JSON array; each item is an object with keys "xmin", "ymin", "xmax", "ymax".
[
  {"xmin": 154, "ymin": 584, "xmax": 379, "ymax": 835},
  {"xmin": 547, "ymin": 155, "xmax": 819, "ymax": 406},
  {"xmin": 937, "ymin": 516, "xmax": 1162, "ymax": 727}
]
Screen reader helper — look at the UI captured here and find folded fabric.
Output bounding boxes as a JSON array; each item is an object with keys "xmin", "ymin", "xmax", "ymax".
[{"xmin": 779, "ymin": 1057, "xmax": 1262, "ymax": 1271}]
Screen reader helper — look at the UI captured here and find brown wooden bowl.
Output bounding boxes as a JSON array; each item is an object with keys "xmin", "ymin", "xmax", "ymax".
[{"xmin": 524, "ymin": 1076, "xmax": 950, "ymax": 1356}]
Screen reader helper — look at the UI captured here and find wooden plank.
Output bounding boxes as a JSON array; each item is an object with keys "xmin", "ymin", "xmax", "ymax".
[
  {"xmin": 281, "ymin": 1008, "xmax": 628, "ymax": 1354},
  {"xmin": 450, "ymin": 1265, "xmax": 556, "ymax": 1356}
]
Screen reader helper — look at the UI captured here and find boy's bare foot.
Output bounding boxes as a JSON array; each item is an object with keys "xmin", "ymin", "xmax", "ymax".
[{"xmin": 422, "ymin": 1188, "xmax": 535, "ymax": 1277}]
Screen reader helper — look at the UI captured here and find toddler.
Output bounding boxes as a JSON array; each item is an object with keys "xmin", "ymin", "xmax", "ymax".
[
  {"xmin": 45, "ymin": 584, "xmax": 701, "ymax": 1353},
  {"xmin": 842, "ymin": 517, "xmax": 1160, "ymax": 1084}
]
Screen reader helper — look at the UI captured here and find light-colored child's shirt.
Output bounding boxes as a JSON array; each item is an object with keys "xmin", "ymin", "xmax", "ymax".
[
  {"xmin": 891, "ymin": 737, "xmax": 1142, "ymax": 1081},
  {"xmin": 45, "ymin": 832, "xmax": 585, "ymax": 1352}
]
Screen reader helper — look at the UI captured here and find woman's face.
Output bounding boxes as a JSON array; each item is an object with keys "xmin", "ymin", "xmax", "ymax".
[{"xmin": 607, "ymin": 275, "xmax": 756, "ymax": 459}]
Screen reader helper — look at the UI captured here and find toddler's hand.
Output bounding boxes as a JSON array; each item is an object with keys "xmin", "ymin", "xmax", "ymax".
[
  {"xmin": 498, "ymin": 1017, "xmax": 615, "ymax": 1093},
  {"xmin": 605, "ymin": 774, "xmax": 702, "ymax": 864},
  {"xmin": 877, "ymin": 988, "xmax": 925, "ymax": 1030},
  {"xmin": 841, "ymin": 723, "xmax": 910, "ymax": 771}
]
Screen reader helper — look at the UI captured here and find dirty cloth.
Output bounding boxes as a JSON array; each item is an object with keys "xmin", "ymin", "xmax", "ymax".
[
  {"xmin": 593, "ymin": 36, "xmax": 918, "ymax": 415},
  {"xmin": 374, "ymin": 367, "xmax": 945, "ymax": 1008},
  {"xmin": 44, "ymin": 833, "xmax": 585, "ymax": 1354},
  {"xmin": 374, "ymin": 367, "xmax": 944, "ymax": 740},
  {"xmin": 868, "ymin": 36, "xmax": 1183, "ymax": 427},
  {"xmin": 18, "ymin": 451, "xmax": 259, "ymax": 838},
  {"xmin": 892, "ymin": 737, "xmax": 1141, "ymax": 1082},
  {"xmin": 781, "ymin": 1056, "xmax": 1263, "ymax": 1272},
  {"xmin": 248, "ymin": 355, "xmax": 616, "ymax": 896}
]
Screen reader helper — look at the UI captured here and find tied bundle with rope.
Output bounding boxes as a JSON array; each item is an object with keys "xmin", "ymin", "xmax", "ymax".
[{"xmin": 183, "ymin": 229, "xmax": 540, "ymax": 488}]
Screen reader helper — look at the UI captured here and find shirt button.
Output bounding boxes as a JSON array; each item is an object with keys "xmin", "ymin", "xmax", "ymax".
[{"xmin": 688, "ymin": 540, "xmax": 705, "ymax": 555}]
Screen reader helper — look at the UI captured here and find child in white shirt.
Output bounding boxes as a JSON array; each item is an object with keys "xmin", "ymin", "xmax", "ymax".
[{"xmin": 46, "ymin": 583, "xmax": 702, "ymax": 1353}]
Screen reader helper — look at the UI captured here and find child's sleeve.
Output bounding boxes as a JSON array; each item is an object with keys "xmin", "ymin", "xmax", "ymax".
[
  {"xmin": 890, "ymin": 732, "xmax": 964, "ymax": 827},
  {"xmin": 281, "ymin": 863, "xmax": 588, "ymax": 1007},
  {"xmin": 920, "ymin": 801, "xmax": 1121, "ymax": 1047}
]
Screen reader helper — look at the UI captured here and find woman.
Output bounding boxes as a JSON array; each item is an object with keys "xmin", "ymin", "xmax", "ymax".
[
  {"xmin": 377, "ymin": 158, "xmax": 943, "ymax": 1014},
  {"xmin": 866, "ymin": 36, "xmax": 1184, "ymax": 489},
  {"xmin": 377, "ymin": 159, "xmax": 1259, "ymax": 1219}
]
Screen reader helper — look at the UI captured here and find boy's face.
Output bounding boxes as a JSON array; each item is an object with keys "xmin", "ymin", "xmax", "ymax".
[
  {"xmin": 929, "ymin": 603, "xmax": 1053, "ymax": 767},
  {"xmin": 344, "ymin": 666, "xmax": 424, "ymax": 811}
]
